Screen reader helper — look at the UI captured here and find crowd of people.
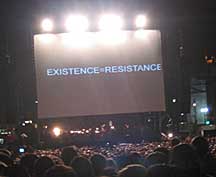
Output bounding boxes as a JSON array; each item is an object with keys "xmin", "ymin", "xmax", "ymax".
[{"xmin": 0, "ymin": 136, "xmax": 216, "ymax": 177}]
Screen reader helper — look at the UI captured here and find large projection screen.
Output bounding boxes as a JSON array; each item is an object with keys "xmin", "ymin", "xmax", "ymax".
[{"xmin": 34, "ymin": 30, "xmax": 165, "ymax": 119}]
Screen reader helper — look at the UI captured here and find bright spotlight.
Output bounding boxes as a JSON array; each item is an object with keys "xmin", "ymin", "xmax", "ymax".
[
  {"xmin": 200, "ymin": 107, "xmax": 209, "ymax": 113},
  {"xmin": 41, "ymin": 18, "xmax": 53, "ymax": 32},
  {"xmin": 172, "ymin": 98, "xmax": 177, "ymax": 103},
  {"xmin": 95, "ymin": 130, "xmax": 100, "ymax": 134},
  {"xmin": 205, "ymin": 120, "xmax": 210, "ymax": 125},
  {"xmin": 168, "ymin": 133, "xmax": 173, "ymax": 138},
  {"xmin": 135, "ymin": 15, "xmax": 147, "ymax": 28},
  {"xmin": 110, "ymin": 126, "xmax": 115, "ymax": 130},
  {"xmin": 99, "ymin": 14, "xmax": 123, "ymax": 31},
  {"xmin": 65, "ymin": 15, "xmax": 89, "ymax": 32},
  {"xmin": 53, "ymin": 127, "xmax": 61, "ymax": 137}
]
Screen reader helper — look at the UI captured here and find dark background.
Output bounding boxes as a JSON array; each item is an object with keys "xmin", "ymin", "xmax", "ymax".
[{"xmin": 0, "ymin": 0, "xmax": 216, "ymax": 124}]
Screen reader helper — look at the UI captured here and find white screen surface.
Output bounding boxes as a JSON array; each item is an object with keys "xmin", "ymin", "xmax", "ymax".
[{"xmin": 34, "ymin": 30, "xmax": 165, "ymax": 118}]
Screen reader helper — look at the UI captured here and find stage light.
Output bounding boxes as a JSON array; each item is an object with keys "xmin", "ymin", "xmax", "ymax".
[
  {"xmin": 200, "ymin": 107, "xmax": 209, "ymax": 113},
  {"xmin": 110, "ymin": 126, "xmax": 115, "ymax": 130},
  {"xmin": 205, "ymin": 120, "xmax": 210, "ymax": 125},
  {"xmin": 41, "ymin": 18, "xmax": 53, "ymax": 32},
  {"xmin": 95, "ymin": 130, "xmax": 100, "ymax": 134},
  {"xmin": 98, "ymin": 14, "xmax": 123, "ymax": 31},
  {"xmin": 192, "ymin": 102, "xmax": 197, "ymax": 107},
  {"xmin": 53, "ymin": 127, "xmax": 61, "ymax": 137},
  {"xmin": 168, "ymin": 133, "xmax": 173, "ymax": 138},
  {"xmin": 172, "ymin": 98, "xmax": 177, "ymax": 103},
  {"xmin": 135, "ymin": 15, "xmax": 147, "ymax": 28},
  {"xmin": 65, "ymin": 15, "xmax": 89, "ymax": 32}
]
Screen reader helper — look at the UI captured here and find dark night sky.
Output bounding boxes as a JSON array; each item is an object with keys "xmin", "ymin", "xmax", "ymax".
[
  {"xmin": 2, "ymin": 1, "xmax": 216, "ymax": 18},
  {"xmin": 2, "ymin": 1, "xmax": 216, "ymax": 30},
  {"xmin": 0, "ymin": 0, "xmax": 216, "ymax": 123}
]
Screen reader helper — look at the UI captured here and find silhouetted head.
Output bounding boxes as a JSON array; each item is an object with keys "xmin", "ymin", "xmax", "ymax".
[
  {"xmin": 34, "ymin": 156, "xmax": 55, "ymax": 177},
  {"xmin": 145, "ymin": 152, "xmax": 167, "ymax": 167},
  {"xmin": 171, "ymin": 144, "xmax": 199, "ymax": 169},
  {"xmin": 20, "ymin": 153, "xmax": 38, "ymax": 176},
  {"xmin": 0, "ymin": 152, "xmax": 13, "ymax": 167},
  {"xmin": 45, "ymin": 165, "xmax": 77, "ymax": 177},
  {"xmin": 107, "ymin": 158, "xmax": 118, "ymax": 170},
  {"xmin": 118, "ymin": 164, "xmax": 147, "ymax": 177},
  {"xmin": 103, "ymin": 167, "xmax": 117, "ymax": 177},
  {"xmin": 6, "ymin": 164, "xmax": 29, "ymax": 177},
  {"xmin": 70, "ymin": 156, "xmax": 94, "ymax": 177},
  {"xmin": 154, "ymin": 147, "xmax": 169, "ymax": 156},
  {"xmin": 171, "ymin": 138, "xmax": 181, "ymax": 147},
  {"xmin": 0, "ymin": 149, "xmax": 12, "ymax": 157},
  {"xmin": 127, "ymin": 152, "xmax": 143, "ymax": 165},
  {"xmin": 147, "ymin": 164, "xmax": 182, "ymax": 177},
  {"xmin": 90, "ymin": 154, "xmax": 106, "ymax": 176},
  {"xmin": 191, "ymin": 136, "xmax": 209, "ymax": 158},
  {"xmin": 154, "ymin": 147, "xmax": 169, "ymax": 163},
  {"xmin": 61, "ymin": 146, "xmax": 78, "ymax": 165},
  {"xmin": 0, "ymin": 161, "xmax": 7, "ymax": 176}
]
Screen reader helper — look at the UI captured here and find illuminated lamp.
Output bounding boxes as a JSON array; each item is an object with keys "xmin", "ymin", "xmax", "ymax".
[
  {"xmin": 53, "ymin": 127, "xmax": 61, "ymax": 137},
  {"xmin": 135, "ymin": 15, "xmax": 147, "ymax": 28},
  {"xmin": 41, "ymin": 18, "xmax": 53, "ymax": 32}
]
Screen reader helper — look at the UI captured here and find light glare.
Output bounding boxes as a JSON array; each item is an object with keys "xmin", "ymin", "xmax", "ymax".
[
  {"xmin": 99, "ymin": 14, "xmax": 123, "ymax": 31},
  {"xmin": 53, "ymin": 127, "xmax": 61, "ymax": 137},
  {"xmin": 168, "ymin": 133, "xmax": 173, "ymax": 138},
  {"xmin": 110, "ymin": 126, "xmax": 115, "ymax": 130},
  {"xmin": 135, "ymin": 15, "xmax": 147, "ymax": 28},
  {"xmin": 41, "ymin": 18, "xmax": 53, "ymax": 32},
  {"xmin": 205, "ymin": 120, "xmax": 210, "ymax": 125},
  {"xmin": 65, "ymin": 15, "xmax": 89, "ymax": 32},
  {"xmin": 200, "ymin": 107, "xmax": 209, "ymax": 113},
  {"xmin": 172, "ymin": 98, "xmax": 177, "ymax": 103},
  {"xmin": 97, "ymin": 31, "xmax": 127, "ymax": 45},
  {"xmin": 61, "ymin": 33, "xmax": 94, "ymax": 48}
]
